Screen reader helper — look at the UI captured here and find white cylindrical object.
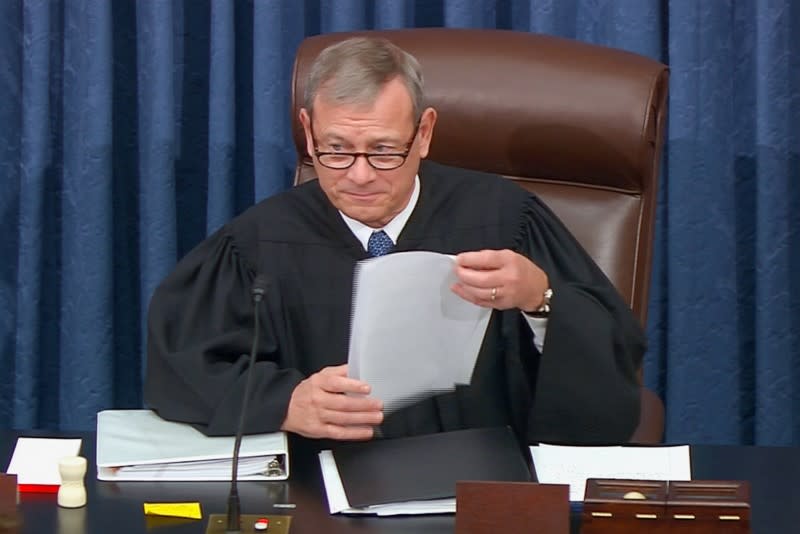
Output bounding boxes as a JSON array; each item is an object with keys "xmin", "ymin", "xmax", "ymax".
[{"xmin": 57, "ymin": 456, "xmax": 87, "ymax": 508}]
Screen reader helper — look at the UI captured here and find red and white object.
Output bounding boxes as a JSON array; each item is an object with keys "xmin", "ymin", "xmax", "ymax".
[{"xmin": 6, "ymin": 437, "xmax": 82, "ymax": 493}]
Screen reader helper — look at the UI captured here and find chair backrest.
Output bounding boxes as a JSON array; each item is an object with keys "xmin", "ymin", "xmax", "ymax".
[{"xmin": 291, "ymin": 28, "xmax": 668, "ymax": 327}]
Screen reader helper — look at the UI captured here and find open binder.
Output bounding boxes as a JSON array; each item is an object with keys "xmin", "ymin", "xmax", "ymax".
[{"xmin": 96, "ymin": 410, "xmax": 289, "ymax": 481}]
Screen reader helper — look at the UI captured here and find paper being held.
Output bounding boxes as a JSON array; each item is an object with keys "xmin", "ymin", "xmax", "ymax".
[{"xmin": 348, "ymin": 251, "xmax": 491, "ymax": 413}]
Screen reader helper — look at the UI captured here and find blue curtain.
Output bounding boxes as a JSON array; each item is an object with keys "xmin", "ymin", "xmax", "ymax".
[{"xmin": 1, "ymin": 1, "xmax": 798, "ymax": 445}]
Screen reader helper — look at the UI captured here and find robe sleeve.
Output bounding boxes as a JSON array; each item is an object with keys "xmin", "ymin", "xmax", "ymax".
[
  {"xmin": 516, "ymin": 195, "xmax": 646, "ymax": 444},
  {"xmin": 144, "ymin": 225, "xmax": 304, "ymax": 436}
]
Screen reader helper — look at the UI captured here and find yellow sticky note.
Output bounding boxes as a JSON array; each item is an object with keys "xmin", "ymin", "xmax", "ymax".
[{"xmin": 143, "ymin": 502, "xmax": 202, "ymax": 520}]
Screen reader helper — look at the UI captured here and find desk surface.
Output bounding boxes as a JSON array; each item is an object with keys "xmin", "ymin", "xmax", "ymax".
[{"xmin": 3, "ymin": 431, "xmax": 799, "ymax": 534}]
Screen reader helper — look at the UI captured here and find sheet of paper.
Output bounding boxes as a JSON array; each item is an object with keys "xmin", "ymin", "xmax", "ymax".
[
  {"xmin": 6, "ymin": 437, "xmax": 83, "ymax": 485},
  {"xmin": 143, "ymin": 502, "xmax": 202, "ymax": 519},
  {"xmin": 348, "ymin": 251, "xmax": 491, "ymax": 413},
  {"xmin": 530, "ymin": 444, "xmax": 691, "ymax": 501},
  {"xmin": 318, "ymin": 450, "xmax": 455, "ymax": 516}
]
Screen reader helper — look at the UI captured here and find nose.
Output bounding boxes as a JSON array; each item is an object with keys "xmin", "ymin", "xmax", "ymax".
[{"xmin": 345, "ymin": 155, "xmax": 376, "ymax": 185}]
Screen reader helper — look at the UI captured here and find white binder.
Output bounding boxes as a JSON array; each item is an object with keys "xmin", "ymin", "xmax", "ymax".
[{"xmin": 96, "ymin": 409, "xmax": 289, "ymax": 481}]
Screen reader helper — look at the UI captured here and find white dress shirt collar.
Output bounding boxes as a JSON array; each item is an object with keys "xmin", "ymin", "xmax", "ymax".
[{"xmin": 339, "ymin": 175, "xmax": 420, "ymax": 251}]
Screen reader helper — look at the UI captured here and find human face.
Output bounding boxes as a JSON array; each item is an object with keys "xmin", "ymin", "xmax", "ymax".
[{"xmin": 299, "ymin": 77, "xmax": 436, "ymax": 228}]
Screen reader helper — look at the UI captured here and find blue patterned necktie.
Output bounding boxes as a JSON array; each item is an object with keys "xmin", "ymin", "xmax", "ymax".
[{"xmin": 367, "ymin": 230, "xmax": 394, "ymax": 257}]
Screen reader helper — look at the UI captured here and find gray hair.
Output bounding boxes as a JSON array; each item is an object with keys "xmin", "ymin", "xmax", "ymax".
[{"xmin": 303, "ymin": 37, "xmax": 425, "ymax": 122}]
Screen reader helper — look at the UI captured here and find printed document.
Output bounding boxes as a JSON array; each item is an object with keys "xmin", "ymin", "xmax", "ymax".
[
  {"xmin": 348, "ymin": 251, "xmax": 491, "ymax": 413},
  {"xmin": 530, "ymin": 443, "xmax": 691, "ymax": 501}
]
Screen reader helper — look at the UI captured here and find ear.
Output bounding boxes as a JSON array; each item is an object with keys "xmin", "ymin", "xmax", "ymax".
[
  {"xmin": 299, "ymin": 108, "xmax": 314, "ymax": 159},
  {"xmin": 417, "ymin": 107, "xmax": 437, "ymax": 159}
]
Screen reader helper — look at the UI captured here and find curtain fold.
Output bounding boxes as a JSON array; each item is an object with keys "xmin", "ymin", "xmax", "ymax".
[
  {"xmin": 207, "ymin": 0, "xmax": 236, "ymax": 233},
  {"xmin": 750, "ymin": 2, "xmax": 800, "ymax": 444},
  {"xmin": 4, "ymin": 1, "xmax": 27, "ymax": 427},
  {"xmin": 135, "ymin": 1, "xmax": 178, "ymax": 403},
  {"xmin": 374, "ymin": 0, "xmax": 413, "ymax": 29},
  {"xmin": 1, "ymin": 0, "xmax": 798, "ymax": 444},
  {"xmin": 252, "ymin": 1, "xmax": 297, "ymax": 203},
  {"xmin": 57, "ymin": 0, "xmax": 114, "ymax": 430}
]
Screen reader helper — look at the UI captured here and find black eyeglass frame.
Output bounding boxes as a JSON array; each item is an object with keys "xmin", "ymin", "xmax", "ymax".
[{"xmin": 310, "ymin": 119, "xmax": 421, "ymax": 171}]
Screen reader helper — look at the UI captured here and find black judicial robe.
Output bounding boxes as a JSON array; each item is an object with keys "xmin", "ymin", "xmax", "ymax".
[{"xmin": 145, "ymin": 161, "xmax": 645, "ymax": 443}]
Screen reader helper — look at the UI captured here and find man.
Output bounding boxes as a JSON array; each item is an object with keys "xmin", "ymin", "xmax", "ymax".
[{"xmin": 145, "ymin": 37, "xmax": 645, "ymax": 444}]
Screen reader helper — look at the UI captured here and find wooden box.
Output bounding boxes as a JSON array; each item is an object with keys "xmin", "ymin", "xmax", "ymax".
[
  {"xmin": 0, "ymin": 474, "xmax": 19, "ymax": 533},
  {"xmin": 581, "ymin": 479, "xmax": 750, "ymax": 534},
  {"xmin": 667, "ymin": 480, "xmax": 750, "ymax": 534},
  {"xmin": 582, "ymin": 479, "xmax": 669, "ymax": 534},
  {"xmin": 456, "ymin": 481, "xmax": 570, "ymax": 534}
]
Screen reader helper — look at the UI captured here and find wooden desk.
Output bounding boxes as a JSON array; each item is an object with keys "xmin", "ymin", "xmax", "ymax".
[{"xmin": 3, "ymin": 432, "xmax": 799, "ymax": 534}]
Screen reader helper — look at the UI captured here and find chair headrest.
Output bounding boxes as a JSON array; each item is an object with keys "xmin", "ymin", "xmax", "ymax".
[{"xmin": 291, "ymin": 28, "xmax": 668, "ymax": 193}]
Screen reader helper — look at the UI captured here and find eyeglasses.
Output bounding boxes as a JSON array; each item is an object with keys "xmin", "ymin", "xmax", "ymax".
[{"xmin": 311, "ymin": 120, "xmax": 420, "ymax": 171}]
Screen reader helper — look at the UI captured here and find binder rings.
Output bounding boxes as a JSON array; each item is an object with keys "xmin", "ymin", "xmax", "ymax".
[
  {"xmin": 331, "ymin": 426, "xmax": 531, "ymax": 508},
  {"xmin": 96, "ymin": 410, "xmax": 289, "ymax": 481}
]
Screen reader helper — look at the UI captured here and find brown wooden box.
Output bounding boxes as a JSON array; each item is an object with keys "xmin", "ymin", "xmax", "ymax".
[
  {"xmin": 0, "ymin": 474, "xmax": 19, "ymax": 533},
  {"xmin": 667, "ymin": 480, "xmax": 750, "ymax": 534},
  {"xmin": 456, "ymin": 481, "xmax": 570, "ymax": 534},
  {"xmin": 582, "ymin": 479, "xmax": 669, "ymax": 534},
  {"xmin": 581, "ymin": 479, "xmax": 750, "ymax": 534}
]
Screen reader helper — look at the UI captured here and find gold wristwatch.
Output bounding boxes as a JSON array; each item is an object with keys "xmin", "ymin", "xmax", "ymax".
[{"xmin": 527, "ymin": 288, "xmax": 552, "ymax": 318}]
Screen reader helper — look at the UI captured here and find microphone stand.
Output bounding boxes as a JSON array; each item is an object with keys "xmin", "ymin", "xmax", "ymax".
[{"xmin": 207, "ymin": 279, "xmax": 267, "ymax": 534}]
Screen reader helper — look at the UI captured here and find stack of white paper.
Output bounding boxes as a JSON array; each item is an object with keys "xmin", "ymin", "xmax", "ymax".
[
  {"xmin": 96, "ymin": 410, "xmax": 289, "ymax": 481},
  {"xmin": 530, "ymin": 443, "xmax": 692, "ymax": 501},
  {"xmin": 6, "ymin": 437, "xmax": 83, "ymax": 486},
  {"xmin": 348, "ymin": 251, "xmax": 491, "ymax": 413}
]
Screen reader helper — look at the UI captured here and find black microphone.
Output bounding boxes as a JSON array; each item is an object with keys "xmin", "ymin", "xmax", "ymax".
[{"xmin": 209, "ymin": 275, "xmax": 269, "ymax": 534}]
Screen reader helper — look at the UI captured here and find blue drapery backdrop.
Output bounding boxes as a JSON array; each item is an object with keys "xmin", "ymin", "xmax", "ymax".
[{"xmin": 1, "ymin": 1, "xmax": 798, "ymax": 445}]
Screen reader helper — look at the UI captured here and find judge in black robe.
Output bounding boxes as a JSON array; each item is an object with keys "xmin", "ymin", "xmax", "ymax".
[
  {"xmin": 145, "ymin": 36, "xmax": 645, "ymax": 444},
  {"xmin": 145, "ymin": 158, "xmax": 644, "ymax": 444}
]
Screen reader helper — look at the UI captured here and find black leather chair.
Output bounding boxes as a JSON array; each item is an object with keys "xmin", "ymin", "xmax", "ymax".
[{"xmin": 291, "ymin": 28, "xmax": 669, "ymax": 443}]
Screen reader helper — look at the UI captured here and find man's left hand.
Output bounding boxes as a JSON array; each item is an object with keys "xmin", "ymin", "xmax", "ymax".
[{"xmin": 452, "ymin": 249, "xmax": 549, "ymax": 311}]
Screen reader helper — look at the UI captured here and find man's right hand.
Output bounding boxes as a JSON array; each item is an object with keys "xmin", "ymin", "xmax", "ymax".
[{"xmin": 280, "ymin": 364, "xmax": 384, "ymax": 440}]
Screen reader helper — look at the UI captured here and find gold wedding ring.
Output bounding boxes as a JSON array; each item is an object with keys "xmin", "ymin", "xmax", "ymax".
[{"xmin": 490, "ymin": 287, "xmax": 497, "ymax": 301}]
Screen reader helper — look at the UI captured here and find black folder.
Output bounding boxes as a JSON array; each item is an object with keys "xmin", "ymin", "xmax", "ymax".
[{"xmin": 331, "ymin": 426, "xmax": 532, "ymax": 508}]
